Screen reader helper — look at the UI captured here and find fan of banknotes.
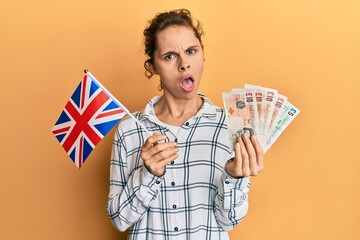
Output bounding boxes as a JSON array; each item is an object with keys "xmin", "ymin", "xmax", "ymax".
[{"xmin": 222, "ymin": 84, "xmax": 300, "ymax": 153}]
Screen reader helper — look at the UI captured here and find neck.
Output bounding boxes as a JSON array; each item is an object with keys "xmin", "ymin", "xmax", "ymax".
[{"xmin": 154, "ymin": 94, "xmax": 203, "ymax": 126}]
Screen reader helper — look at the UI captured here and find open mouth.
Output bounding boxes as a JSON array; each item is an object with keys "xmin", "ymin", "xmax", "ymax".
[{"xmin": 180, "ymin": 76, "xmax": 195, "ymax": 92}]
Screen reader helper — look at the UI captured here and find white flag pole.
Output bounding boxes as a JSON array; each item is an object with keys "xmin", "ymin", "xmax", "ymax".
[{"xmin": 84, "ymin": 69, "xmax": 152, "ymax": 136}]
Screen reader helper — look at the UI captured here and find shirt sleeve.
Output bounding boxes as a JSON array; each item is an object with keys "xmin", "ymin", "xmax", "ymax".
[
  {"xmin": 106, "ymin": 127, "xmax": 163, "ymax": 232},
  {"xmin": 214, "ymin": 167, "xmax": 250, "ymax": 231}
]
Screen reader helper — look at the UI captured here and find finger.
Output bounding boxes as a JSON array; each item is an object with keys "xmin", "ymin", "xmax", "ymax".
[
  {"xmin": 146, "ymin": 149, "xmax": 179, "ymax": 175},
  {"xmin": 160, "ymin": 151, "xmax": 179, "ymax": 165},
  {"xmin": 142, "ymin": 141, "xmax": 177, "ymax": 160},
  {"xmin": 250, "ymin": 135, "xmax": 264, "ymax": 172},
  {"xmin": 142, "ymin": 132, "xmax": 166, "ymax": 149},
  {"xmin": 233, "ymin": 142, "xmax": 242, "ymax": 171},
  {"xmin": 149, "ymin": 141, "xmax": 177, "ymax": 156},
  {"xmin": 241, "ymin": 133, "xmax": 256, "ymax": 157},
  {"xmin": 242, "ymin": 133, "xmax": 258, "ymax": 175},
  {"xmin": 151, "ymin": 132, "xmax": 166, "ymax": 145},
  {"xmin": 157, "ymin": 147, "xmax": 179, "ymax": 162},
  {"xmin": 237, "ymin": 135, "xmax": 250, "ymax": 176}
]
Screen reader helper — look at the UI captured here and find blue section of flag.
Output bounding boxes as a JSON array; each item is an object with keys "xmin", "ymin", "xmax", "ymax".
[
  {"xmin": 94, "ymin": 119, "xmax": 120, "ymax": 136},
  {"xmin": 71, "ymin": 82, "xmax": 82, "ymax": 108},
  {"xmin": 69, "ymin": 148, "xmax": 76, "ymax": 163},
  {"xmin": 83, "ymin": 139, "xmax": 93, "ymax": 163},
  {"xmin": 104, "ymin": 101, "xmax": 119, "ymax": 111},
  {"xmin": 55, "ymin": 133, "xmax": 66, "ymax": 143},
  {"xmin": 55, "ymin": 111, "xmax": 71, "ymax": 125},
  {"xmin": 90, "ymin": 80, "xmax": 99, "ymax": 98}
]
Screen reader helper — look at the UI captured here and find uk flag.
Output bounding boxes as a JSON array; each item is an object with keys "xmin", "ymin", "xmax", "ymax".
[{"xmin": 52, "ymin": 72, "xmax": 127, "ymax": 168}]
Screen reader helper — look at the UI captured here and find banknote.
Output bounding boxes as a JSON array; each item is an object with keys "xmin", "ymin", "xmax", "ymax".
[
  {"xmin": 244, "ymin": 84, "xmax": 266, "ymax": 135},
  {"xmin": 264, "ymin": 93, "xmax": 287, "ymax": 139},
  {"xmin": 262, "ymin": 87, "xmax": 278, "ymax": 137},
  {"xmin": 223, "ymin": 84, "xmax": 299, "ymax": 153},
  {"xmin": 243, "ymin": 89, "xmax": 260, "ymax": 133},
  {"xmin": 263, "ymin": 101, "xmax": 300, "ymax": 152},
  {"xmin": 222, "ymin": 91, "xmax": 253, "ymax": 149}
]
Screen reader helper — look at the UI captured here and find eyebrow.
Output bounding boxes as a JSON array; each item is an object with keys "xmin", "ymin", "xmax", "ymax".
[
  {"xmin": 161, "ymin": 51, "xmax": 177, "ymax": 57},
  {"xmin": 160, "ymin": 45, "xmax": 200, "ymax": 57}
]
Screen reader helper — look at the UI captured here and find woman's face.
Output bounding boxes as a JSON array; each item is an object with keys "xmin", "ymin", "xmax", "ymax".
[{"xmin": 152, "ymin": 25, "xmax": 204, "ymax": 100}]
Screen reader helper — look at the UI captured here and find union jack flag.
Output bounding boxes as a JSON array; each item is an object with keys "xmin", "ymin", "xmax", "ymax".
[{"xmin": 52, "ymin": 71, "xmax": 127, "ymax": 168}]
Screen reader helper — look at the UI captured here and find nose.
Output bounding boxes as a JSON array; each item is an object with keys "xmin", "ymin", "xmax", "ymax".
[{"xmin": 178, "ymin": 56, "xmax": 190, "ymax": 71}]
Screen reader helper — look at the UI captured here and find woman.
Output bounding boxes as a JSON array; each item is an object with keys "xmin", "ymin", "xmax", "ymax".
[{"xmin": 107, "ymin": 9, "xmax": 264, "ymax": 240}]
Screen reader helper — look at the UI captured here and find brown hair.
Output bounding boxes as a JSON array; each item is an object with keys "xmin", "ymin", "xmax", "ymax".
[{"xmin": 143, "ymin": 9, "xmax": 204, "ymax": 78}]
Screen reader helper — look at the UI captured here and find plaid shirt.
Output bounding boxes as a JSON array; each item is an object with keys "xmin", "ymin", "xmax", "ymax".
[{"xmin": 107, "ymin": 95, "xmax": 250, "ymax": 240}]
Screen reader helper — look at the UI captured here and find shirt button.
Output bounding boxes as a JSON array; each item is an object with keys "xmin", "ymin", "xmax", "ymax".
[
  {"xmin": 185, "ymin": 122, "xmax": 189, "ymax": 126},
  {"xmin": 156, "ymin": 180, "xmax": 161, "ymax": 184},
  {"xmin": 174, "ymin": 227, "xmax": 178, "ymax": 231},
  {"xmin": 174, "ymin": 138, "xmax": 178, "ymax": 142},
  {"xmin": 225, "ymin": 181, "xmax": 230, "ymax": 184},
  {"xmin": 171, "ymin": 182, "xmax": 175, "ymax": 186},
  {"xmin": 170, "ymin": 161, "xmax": 174, "ymax": 164},
  {"xmin": 172, "ymin": 204, "xmax": 177, "ymax": 209}
]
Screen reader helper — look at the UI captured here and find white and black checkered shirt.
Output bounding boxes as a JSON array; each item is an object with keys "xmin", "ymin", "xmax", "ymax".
[{"xmin": 107, "ymin": 95, "xmax": 250, "ymax": 240}]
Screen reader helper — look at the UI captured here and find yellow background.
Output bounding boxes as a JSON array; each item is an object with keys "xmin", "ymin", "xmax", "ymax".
[{"xmin": 1, "ymin": 0, "xmax": 359, "ymax": 239}]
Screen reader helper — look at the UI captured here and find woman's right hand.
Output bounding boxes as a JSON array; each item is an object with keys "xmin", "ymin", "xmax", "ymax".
[{"xmin": 141, "ymin": 132, "xmax": 178, "ymax": 176}]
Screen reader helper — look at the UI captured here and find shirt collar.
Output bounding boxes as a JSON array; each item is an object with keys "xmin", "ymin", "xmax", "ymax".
[{"xmin": 138, "ymin": 94, "xmax": 217, "ymax": 122}]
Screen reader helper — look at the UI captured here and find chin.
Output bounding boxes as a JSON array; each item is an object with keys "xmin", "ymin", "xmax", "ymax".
[{"xmin": 183, "ymin": 90, "xmax": 200, "ymax": 99}]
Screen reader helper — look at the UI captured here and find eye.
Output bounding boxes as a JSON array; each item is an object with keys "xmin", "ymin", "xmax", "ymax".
[
  {"xmin": 187, "ymin": 48, "xmax": 197, "ymax": 54},
  {"xmin": 164, "ymin": 53, "xmax": 176, "ymax": 60}
]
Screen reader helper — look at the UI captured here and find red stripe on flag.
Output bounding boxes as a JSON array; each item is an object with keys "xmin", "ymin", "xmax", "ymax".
[
  {"xmin": 52, "ymin": 126, "xmax": 71, "ymax": 135},
  {"xmin": 62, "ymin": 91, "xmax": 110, "ymax": 152},
  {"xmin": 96, "ymin": 109, "xmax": 124, "ymax": 119}
]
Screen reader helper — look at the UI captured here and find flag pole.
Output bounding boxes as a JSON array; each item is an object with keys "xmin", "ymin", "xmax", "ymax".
[{"xmin": 84, "ymin": 69, "xmax": 152, "ymax": 136}]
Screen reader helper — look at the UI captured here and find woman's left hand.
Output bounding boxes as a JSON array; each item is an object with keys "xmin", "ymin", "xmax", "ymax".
[{"xmin": 226, "ymin": 134, "xmax": 264, "ymax": 178}]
